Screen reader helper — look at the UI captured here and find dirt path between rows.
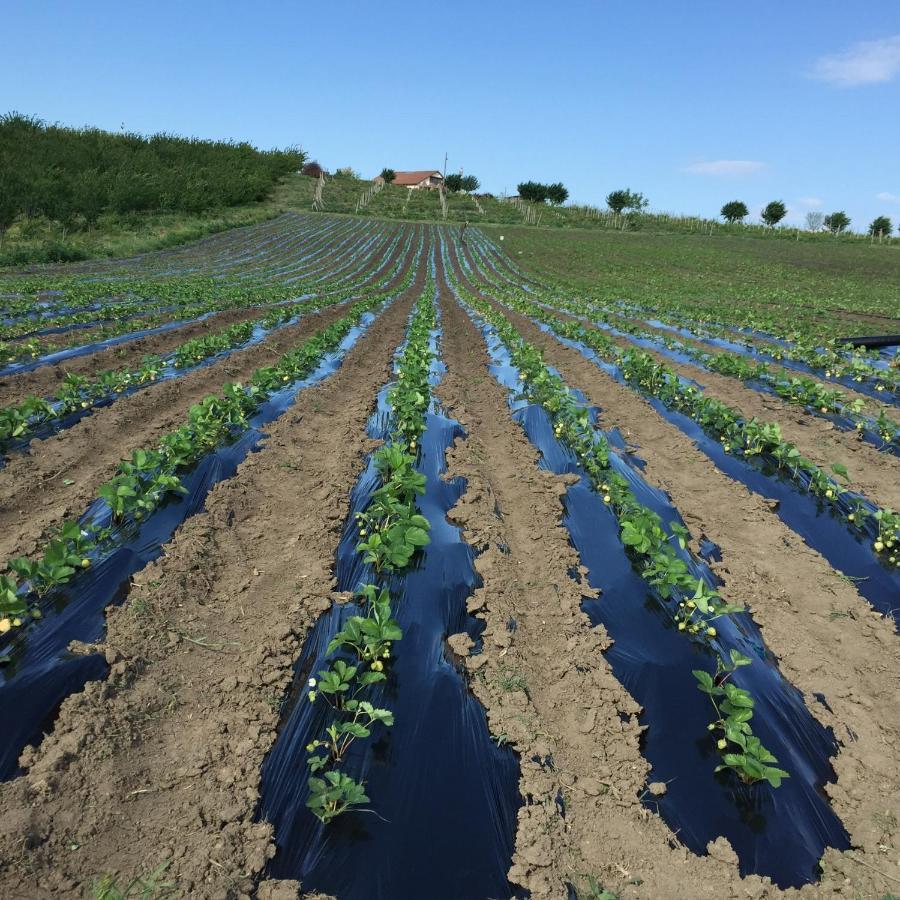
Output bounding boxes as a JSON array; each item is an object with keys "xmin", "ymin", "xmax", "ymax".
[
  {"xmin": 0, "ymin": 298, "xmax": 363, "ymax": 566},
  {"xmin": 555, "ymin": 310, "xmax": 900, "ymax": 511},
  {"xmin": 0, "ymin": 306, "xmax": 277, "ymax": 407},
  {"xmin": 479, "ymin": 295, "xmax": 900, "ymax": 900},
  {"xmin": 436, "ymin": 289, "xmax": 750, "ymax": 899},
  {"xmin": 614, "ymin": 312, "xmax": 899, "ymax": 417},
  {"xmin": 0, "ymin": 282, "xmax": 419, "ymax": 899}
]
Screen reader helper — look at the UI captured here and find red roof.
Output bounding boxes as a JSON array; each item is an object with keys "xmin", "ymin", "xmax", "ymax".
[{"xmin": 388, "ymin": 170, "xmax": 443, "ymax": 186}]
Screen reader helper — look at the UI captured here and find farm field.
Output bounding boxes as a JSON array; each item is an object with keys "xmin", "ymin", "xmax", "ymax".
[{"xmin": 0, "ymin": 213, "xmax": 898, "ymax": 900}]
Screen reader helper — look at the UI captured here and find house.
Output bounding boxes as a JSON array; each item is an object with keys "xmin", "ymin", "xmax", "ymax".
[{"xmin": 374, "ymin": 170, "xmax": 444, "ymax": 190}]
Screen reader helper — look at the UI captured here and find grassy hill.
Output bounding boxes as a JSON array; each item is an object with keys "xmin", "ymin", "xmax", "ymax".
[
  {"xmin": 278, "ymin": 174, "xmax": 900, "ymax": 246},
  {"xmin": 0, "ymin": 113, "xmax": 302, "ymax": 267}
]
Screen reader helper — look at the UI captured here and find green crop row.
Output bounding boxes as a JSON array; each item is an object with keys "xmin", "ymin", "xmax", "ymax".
[
  {"xmin": 524, "ymin": 293, "xmax": 900, "ymax": 446},
  {"xmin": 613, "ymin": 301, "xmax": 899, "ymax": 397},
  {"xmin": 475, "ymin": 285, "xmax": 900, "ymax": 563},
  {"xmin": 304, "ymin": 288, "xmax": 437, "ymax": 822},
  {"xmin": 0, "ymin": 274, "xmax": 415, "ymax": 450},
  {"xmin": 453, "ymin": 281, "xmax": 790, "ymax": 788},
  {"xmin": 0, "ymin": 223, "xmax": 416, "ymax": 366},
  {"xmin": 0, "ymin": 291, "xmax": 397, "ymax": 635}
]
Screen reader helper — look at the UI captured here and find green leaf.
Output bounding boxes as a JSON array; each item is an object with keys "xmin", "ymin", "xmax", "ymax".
[
  {"xmin": 404, "ymin": 526, "xmax": 430, "ymax": 547},
  {"xmin": 692, "ymin": 669, "xmax": 715, "ymax": 693},
  {"xmin": 764, "ymin": 767, "xmax": 790, "ymax": 788}
]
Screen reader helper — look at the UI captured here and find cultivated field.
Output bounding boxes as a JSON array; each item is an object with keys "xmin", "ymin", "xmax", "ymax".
[{"xmin": 0, "ymin": 213, "xmax": 898, "ymax": 900}]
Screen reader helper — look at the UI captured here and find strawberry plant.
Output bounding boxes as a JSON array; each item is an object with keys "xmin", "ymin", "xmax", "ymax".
[
  {"xmin": 307, "ymin": 771, "xmax": 370, "ymax": 824},
  {"xmin": 303, "ymin": 289, "xmax": 438, "ymax": 822},
  {"xmin": 694, "ymin": 651, "xmax": 790, "ymax": 787},
  {"xmin": 327, "ymin": 585, "xmax": 402, "ymax": 663}
]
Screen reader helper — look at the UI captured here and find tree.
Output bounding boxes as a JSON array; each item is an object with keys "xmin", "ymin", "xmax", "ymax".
[
  {"xmin": 517, "ymin": 181, "xmax": 549, "ymax": 203},
  {"xmin": 302, "ymin": 161, "xmax": 325, "ymax": 178},
  {"xmin": 824, "ymin": 211, "xmax": 850, "ymax": 234},
  {"xmin": 444, "ymin": 173, "xmax": 463, "ymax": 192},
  {"xmin": 607, "ymin": 188, "xmax": 647, "ymax": 214},
  {"xmin": 869, "ymin": 215, "xmax": 892, "ymax": 237},
  {"xmin": 546, "ymin": 182, "xmax": 569, "ymax": 205},
  {"xmin": 379, "ymin": 168, "xmax": 396, "ymax": 184},
  {"xmin": 761, "ymin": 200, "xmax": 787, "ymax": 227},
  {"xmin": 720, "ymin": 200, "xmax": 748, "ymax": 223},
  {"xmin": 460, "ymin": 174, "xmax": 480, "ymax": 192},
  {"xmin": 805, "ymin": 211, "xmax": 824, "ymax": 232}
]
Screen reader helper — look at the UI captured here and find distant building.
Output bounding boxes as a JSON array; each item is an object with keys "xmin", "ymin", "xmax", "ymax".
[{"xmin": 374, "ymin": 170, "xmax": 444, "ymax": 190}]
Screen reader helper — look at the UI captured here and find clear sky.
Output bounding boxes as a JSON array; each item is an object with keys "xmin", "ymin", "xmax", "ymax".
[{"xmin": 4, "ymin": 0, "xmax": 899, "ymax": 231}]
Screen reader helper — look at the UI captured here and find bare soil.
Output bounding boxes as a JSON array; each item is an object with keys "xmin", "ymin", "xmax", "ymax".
[
  {"xmin": 568, "ymin": 311, "xmax": 900, "ymax": 510},
  {"xmin": 478, "ymin": 293, "xmax": 900, "ymax": 899},
  {"xmin": 0, "ymin": 283, "xmax": 418, "ymax": 898},
  {"xmin": 0, "ymin": 222, "xmax": 898, "ymax": 900}
]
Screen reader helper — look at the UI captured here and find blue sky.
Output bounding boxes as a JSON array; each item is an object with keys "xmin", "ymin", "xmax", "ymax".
[{"xmin": 4, "ymin": 0, "xmax": 900, "ymax": 231}]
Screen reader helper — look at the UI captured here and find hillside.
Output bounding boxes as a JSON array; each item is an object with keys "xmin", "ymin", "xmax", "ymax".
[
  {"xmin": 0, "ymin": 113, "xmax": 303, "ymax": 266},
  {"xmin": 278, "ymin": 173, "xmax": 900, "ymax": 245}
]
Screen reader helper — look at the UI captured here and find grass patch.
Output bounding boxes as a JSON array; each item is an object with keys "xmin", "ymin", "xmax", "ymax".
[
  {"xmin": 91, "ymin": 862, "xmax": 175, "ymax": 899},
  {"xmin": 0, "ymin": 203, "xmax": 281, "ymax": 269}
]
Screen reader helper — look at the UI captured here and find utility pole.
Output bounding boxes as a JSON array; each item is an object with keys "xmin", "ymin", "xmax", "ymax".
[{"xmin": 443, "ymin": 152, "xmax": 448, "ymax": 180}]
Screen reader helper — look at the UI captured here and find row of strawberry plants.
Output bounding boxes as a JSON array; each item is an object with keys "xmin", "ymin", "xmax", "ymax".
[
  {"xmin": 0, "ymin": 225, "xmax": 416, "ymax": 368},
  {"xmin": 529, "ymin": 292, "xmax": 900, "ymax": 449},
  {"xmin": 0, "ymin": 291, "xmax": 397, "ymax": 636},
  {"xmin": 0, "ymin": 299, "xmax": 273, "ymax": 368},
  {"xmin": 459, "ymin": 234, "xmax": 899, "ymax": 398},
  {"xmin": 615, "ymin": 301, "xmax": 899, "ymax": 398},
  {"xmin": 303, "ymin": 289, "xmax": 437, "ymax": 822},
  {"xmin": 0, "ymin": 267, "xmax": 417, "ymax": 450},
  {"xmin": 1, "ymin": 298, "xmax": 162, "ymax": 339},
  {"xmin": 452, "ymin": 283, "xmax": 789, "ymax": 789},
  {"xmin": 0, "ymin": 215, "xmax": 391, "ymax": 316},
  {"xmin": 0, "ymin": 216, "xmax": 363, "ymax": 307},
  {"xmin": 485, "ymin": 289, "xmax": 900, "ymax": 568}
]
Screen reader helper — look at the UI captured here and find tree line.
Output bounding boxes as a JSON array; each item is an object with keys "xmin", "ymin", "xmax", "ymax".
[
  {"xmin": 0, "ymin": 112, "xmax": 305, "ymax": 236},
  {"xmin": 720, "ymin": 199, "xmax": 894, "ymax": 236}
]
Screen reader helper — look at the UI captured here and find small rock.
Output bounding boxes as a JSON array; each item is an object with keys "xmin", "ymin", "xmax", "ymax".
[
  {"xmin": 706, "ymin": 835, "xmax": 739, "ymax": 867},
  {"xmin": 256, "ymin": 880, "xmax": 301, "ymax": 900},
  {"xmin": 447, "ymin": 632, "xmax": 474, "ymax": 657},
  {"xmin": 648, "ymin": 781, "xmax": 667, "ymax": 797},
  {"xmin": 578, "ymin": 709, "xmax": 597, "ymax": 734},
  {"xmin": 579, "ymin": 777, "xmax": 602, "ymax": 797},
  {"xmin": 218, "ymin": 803, "xmax": 243, "ymax": 824}
]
